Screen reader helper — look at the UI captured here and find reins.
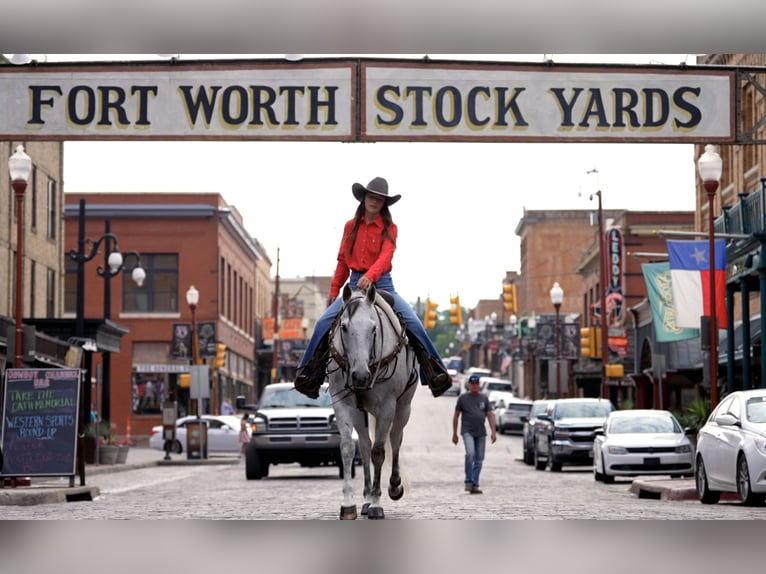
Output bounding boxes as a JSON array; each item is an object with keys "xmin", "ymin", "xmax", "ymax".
[{"xmin": 328, "ymin": 292, "xmax": 408, "ymax": 385}]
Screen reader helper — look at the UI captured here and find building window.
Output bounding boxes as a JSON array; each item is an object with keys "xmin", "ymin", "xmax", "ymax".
[
  {"xmin": 47, "ymin": 178, "xmax": 57, "ymax": 240},
  {"xmin": 46, "ymin": 267, "xmax": 56, "ymax": 318},
  {"xmin": 123, "ymin": 253, "xmax": 178, "ymax": 313},
  {"xmin": 64, "ymin": 258, "xmax": 77, "ymax": 314}
]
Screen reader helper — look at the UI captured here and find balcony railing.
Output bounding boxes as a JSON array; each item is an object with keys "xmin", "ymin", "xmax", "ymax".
[
  {"xmin": 713, "ymin": 178, "xmax": 766, "ymax": 266},
  {"xmin": 715, "ymin": 178, "xmax": 766, "ymax": 237}
]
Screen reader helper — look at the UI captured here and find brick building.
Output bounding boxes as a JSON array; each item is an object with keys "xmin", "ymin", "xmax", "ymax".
[{"xmin": 62, "ymin": 192, "xmax": 272, "ymax": 441}]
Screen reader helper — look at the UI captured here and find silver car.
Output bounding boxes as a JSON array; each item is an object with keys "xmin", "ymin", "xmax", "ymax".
[
  {"xmin": 695, "ymin": 389, "xmax": 766, "ymax": 505},
  {"xmin": 494, "ymin": 397, "xmax": 533, "ymax": 435},
  {"xmin": 593, "ymin": 409, "xmax": 694, "ymax": 483},
  {"xmin": 149, "ymin": 414, "xmax": 248, "ymax": 454}
]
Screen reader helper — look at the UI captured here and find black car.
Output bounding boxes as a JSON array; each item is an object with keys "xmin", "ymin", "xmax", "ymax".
[
  {"xmin": 522, "ymin": 399, "xmax": 552, "ymax": 465},
  {"xmin": 533, "ymin": 398, "xmax": 615, "ymax": 472}
]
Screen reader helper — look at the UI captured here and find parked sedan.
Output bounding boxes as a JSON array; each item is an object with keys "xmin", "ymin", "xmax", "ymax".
[
  {"xmin": 522, "ymin": 399, "xmax": 551, "ymax": 465},
  {"xmin": 593, "ymin": 409, "xmax": 694, "ymax": 483},
  {"xmin": 494, "ymin": 397, "xmax": 533, "ymax": 435},
  {"xmin": 695, "ymin": 389, "xmax": 766, "ymax": 505},
  {"xmin": 149, "ymin": 414, "xmax": 249, "ymax": 455}
]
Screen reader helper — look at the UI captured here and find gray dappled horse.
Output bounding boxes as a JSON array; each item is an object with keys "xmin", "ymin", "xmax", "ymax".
[{"xmin": 328, "ymin": 284, "xmax": 418, "ymax": 520}]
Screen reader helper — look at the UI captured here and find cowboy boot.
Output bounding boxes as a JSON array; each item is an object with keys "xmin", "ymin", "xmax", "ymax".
[
  {"xmin": 411, "ymin": 340, "xmax": 453, "ymax": 398},
  {"xmin": 294, "ymin": 337, "xmax": 329, "ymax": 399}
]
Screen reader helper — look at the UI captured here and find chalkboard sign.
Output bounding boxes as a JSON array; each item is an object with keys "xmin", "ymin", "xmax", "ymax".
[{"xmin": 1, "ymin": 368, "xmax": 81, "ymax": 477}]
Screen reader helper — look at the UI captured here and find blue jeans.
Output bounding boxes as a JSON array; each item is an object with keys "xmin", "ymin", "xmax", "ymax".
[
  {"xmin": 462, "ymin": 433, "xmax": 486, "ymax": 488},
  {"xmin": 297, "ymin": 271, "xmax": 446, "ymax": 381}
]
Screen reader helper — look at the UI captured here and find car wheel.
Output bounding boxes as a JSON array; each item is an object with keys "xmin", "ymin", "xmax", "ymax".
[
  {"xmin": 695, "ymin": 456, "xmax": 721, "ymax": 504},
  {"xmin": 245, "ymin": 443, "xmax": 268, "ymax": 480},
  {"xmin": 593, "ymin": 455, "xmax": 603, "ymax": 482},
  {"xmin": 548, "ymin": 441, "xmax": 562, "ymax": 472},
  {"xmin": 737, "ymin": 454, "xmax": 765, "ymax": 506},
  {"xmin": 534, "ymin": 444, "xmax": 547, "ymax": 471},
  {"xmin": 523, "ymin": 443, "xmax": 534, "ymax": 465}
]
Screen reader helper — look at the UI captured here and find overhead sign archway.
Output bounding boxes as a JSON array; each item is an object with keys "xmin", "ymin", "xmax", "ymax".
[{"xmin": 2, "ymin": 56, "xmax": 760, "ymax": 143}]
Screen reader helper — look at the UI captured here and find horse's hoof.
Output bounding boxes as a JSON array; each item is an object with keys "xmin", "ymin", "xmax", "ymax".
[
  {"xmin": 367, "ymin": 506, "xmax": 385, "ymax": 520},
  {"xmin": 389, "ymin": 484, "xmax": 404, "ymax": 501},
  {"xmin": 339, "ymin": 505, "xmax": 357, "ymax": 520},
  {"xmin": 361, "ymin": 502, "xmax": 370, "ymax": 515}
]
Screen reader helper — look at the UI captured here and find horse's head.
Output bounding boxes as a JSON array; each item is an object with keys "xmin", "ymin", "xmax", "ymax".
[{"xmin": 339, "ymin": 284, "xmax": 378, "ymax": 390}]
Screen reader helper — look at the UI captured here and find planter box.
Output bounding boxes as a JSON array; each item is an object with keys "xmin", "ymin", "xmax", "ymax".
[
  {"xmin": 98, "ymin": 445, "xmax": 119, "ymax": 465},
  {"xmin": 116, "ymin": 446, "xmax": 130, "ymax": 464}
]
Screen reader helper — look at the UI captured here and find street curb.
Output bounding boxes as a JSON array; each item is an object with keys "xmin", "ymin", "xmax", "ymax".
[
  {"xmin": 0, "ymin": 485, "xmax": 100, "ymax": 506},
  {"xmin": 630, "ymin": 480, "xmax": 697, "ymax": 501},
  {"xmin": 0, "ymin": 455, "xmax": 237, "ymax": 506}
]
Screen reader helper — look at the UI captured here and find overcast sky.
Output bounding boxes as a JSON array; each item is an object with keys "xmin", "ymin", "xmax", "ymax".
[{"xmin": 49, "ymin": 54, "xmax": 697, "ymax": 310}]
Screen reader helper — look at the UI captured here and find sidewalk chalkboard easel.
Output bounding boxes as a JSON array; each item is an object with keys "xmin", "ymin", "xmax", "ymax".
[{"xmin": 1, "ymin": 368, "xmax": 81, "ymax": 478}]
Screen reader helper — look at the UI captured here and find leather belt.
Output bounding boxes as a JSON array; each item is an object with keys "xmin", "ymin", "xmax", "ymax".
[{"xmin": 351, "ymin": 269, "xmax": 368, "ymax": 274}]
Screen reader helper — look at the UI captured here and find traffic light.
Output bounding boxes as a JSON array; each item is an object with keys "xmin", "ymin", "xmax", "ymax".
[
  {"xmin": 503, "ymin": 283, "xmax": 517, "ymax": 314},
  {"xmin": 449, "ymin": 295, "xmax": 463, "ymax": 325},
  {"xmin": 580, "ymin": 326, "xmax": 602, "ymax": 359},
  {"xmin": 423, "ymin": 299, "xmax": 438, "ymax": 330},
  {"xmin": 179, "ymin": 373, "xmax": 190, "ymax": 389},
  {"xmin": 605, "ymin": 364, "xmax": 624, "ymax": 379},
  {"xmin": 214, "ymin": 343, "xmax": 227, "ymax": 369}
]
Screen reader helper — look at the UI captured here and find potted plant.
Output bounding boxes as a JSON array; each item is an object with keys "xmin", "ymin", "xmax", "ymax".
[
  {"xmin": 98, "ymin": 424, "xmax": 119, "ymax": 465},
  {"xmin": 84, "ymin": 420, "xmax": 110, "ymax": 464},
  {"xmin": 116, "ymin": 438, "xmax": 133, "ymax": 464},
  {"xmin": 675, "ymin": 398, "xmax": 711, "ymax": 449}
]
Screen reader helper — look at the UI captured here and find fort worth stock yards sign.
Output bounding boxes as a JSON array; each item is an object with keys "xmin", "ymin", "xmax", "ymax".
[{"xmin": 0, "ymin": 58, "xmax": 735, "ymax": 143}]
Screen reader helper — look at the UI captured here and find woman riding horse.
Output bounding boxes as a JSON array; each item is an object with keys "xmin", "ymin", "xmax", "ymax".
[{"xmin": 294, "ymin": 176, "xmax": 452, "ymax": 399}]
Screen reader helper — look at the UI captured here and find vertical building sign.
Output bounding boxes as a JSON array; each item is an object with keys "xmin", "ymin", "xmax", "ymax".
[{"xmin": 606, "ymin": 228, "xmax": 624, "ymax": 325}]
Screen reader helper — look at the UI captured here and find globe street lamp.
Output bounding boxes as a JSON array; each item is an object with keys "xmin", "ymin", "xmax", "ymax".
[
  {"xmin": 550, "ymin": 281, "xmax": 564, "ymax": 398},
  {"xmin": 186, "ymin": 285, "xmax": 200, "ymax": 366},
  {"xmin": 97, "ymin": 219, "xmax": 145, "ymax": 424},
  {"xmin": 8, "ymin": 145, "xmax": 32, "ymax": 368},
  {"xmin": 68, "ymin": 200, "xmax": 145, "ymax": 428},
  {"xmin": 698, "ymin": 144, "xmax": 723, "ymax": 409}
]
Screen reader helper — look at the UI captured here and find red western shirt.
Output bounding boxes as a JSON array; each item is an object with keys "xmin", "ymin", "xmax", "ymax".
[{"xmin": 329, "ymin": 215, "xmax": 398, "ymax": 298}]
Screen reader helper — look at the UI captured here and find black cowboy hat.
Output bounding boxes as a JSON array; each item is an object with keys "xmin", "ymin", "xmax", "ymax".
[{"xmin": 352, "ymin": 177, "xmax": 401, "ymax": 206}]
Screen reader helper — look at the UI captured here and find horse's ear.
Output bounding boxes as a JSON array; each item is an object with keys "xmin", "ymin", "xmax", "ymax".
[
  {"xmin": 343, "ymin": 284, "xmax": 352, "ymax": 302},
  {"xmin": 366, "ymin": 284, "xmax": 376, "ymax": 304}
]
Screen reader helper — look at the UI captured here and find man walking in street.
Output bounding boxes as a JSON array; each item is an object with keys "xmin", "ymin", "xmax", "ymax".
[{"xmin": 452, "ymin": 374, "xmax": 497, "ymax": 494}]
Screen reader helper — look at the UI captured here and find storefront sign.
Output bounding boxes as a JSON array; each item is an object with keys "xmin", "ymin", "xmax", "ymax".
[{"xmin": 0, "ymin": 59, "xmax": 734, "ymax": 142}]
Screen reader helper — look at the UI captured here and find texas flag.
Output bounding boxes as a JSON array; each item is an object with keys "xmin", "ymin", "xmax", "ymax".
[{"xmin": 667, "ymin": 239, "xmax": 727, "ymax": 330}]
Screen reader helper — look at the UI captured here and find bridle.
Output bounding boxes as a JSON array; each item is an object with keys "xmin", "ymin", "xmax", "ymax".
[{"xmin": 328, "ymin": 293, "xmax": 408, "ymax": 388}]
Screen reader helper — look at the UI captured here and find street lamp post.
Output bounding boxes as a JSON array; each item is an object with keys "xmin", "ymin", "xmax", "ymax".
[
  {"xmin": 186, "ymin": 285, "xmax": 200, "ymax": 417},
  {"xmin": 587, "ymin": 173, "xmax": 609, "ymax": 399},
  {"xmin": 550, "ymin": 281, "xmax": 564, "ymax": 398},
  {"xmin": 68, "ymin": 202, "xmax": 145, "ymax": 426},
  {"xmin": 698, "ymin": 144, "xmax": 723, "ymax": 409},
  {"xmin": 528, "ymin": 312, "xmax": 537, "ymax": 400},
  {"xmin": 186, "ymin": 285, "xmax": 200, "ymax": 365},
  {"xmin": 8, "ymin": 145, "xmax": 32, "ymax": 368},
  {"xmin": 97, "ymin": 220, "xmax": 145, "ymax": 424}
]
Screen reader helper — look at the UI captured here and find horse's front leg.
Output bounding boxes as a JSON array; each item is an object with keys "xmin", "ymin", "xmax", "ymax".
[
  {"xmin": 367, "ymin": 417, "xmax": 392, "ymax": 520},
  {"xmin": 337, "ymin": 418, "xmax": 358, "ymax": 520}
]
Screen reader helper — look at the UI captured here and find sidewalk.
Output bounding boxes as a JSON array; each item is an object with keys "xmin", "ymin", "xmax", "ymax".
[{"xmin": 0, "ymin": 447, "xmax": 239, "ymax": 506}]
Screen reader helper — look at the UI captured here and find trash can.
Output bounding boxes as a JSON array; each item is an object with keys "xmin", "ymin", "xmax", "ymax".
[{"xmin": 186, "ymin": 419, "xmax": 208, "ymax": 460}]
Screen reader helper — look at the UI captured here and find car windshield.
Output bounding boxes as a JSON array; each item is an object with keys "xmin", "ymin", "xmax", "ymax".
[
  {"xmin": 508, "ymin": 404, "xmax": 532, "ymax": 413},
  {"xmin": 259, "ymin": 387, "xmax": 333, "ymax": 409},
  {"xmin": 609, "ymin": 415, "xmax": 681, "ymax": 434},
  {"xmin": 486, "ymin": 382, "xmax": 512, "ymax": 391},
  {"xmin": 556, "ymin": 402, "xmax": 613, "ymax": 419},
  {"xmin": 746, "ymin": 397, "xmax": 766, "ymax": 423}
]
